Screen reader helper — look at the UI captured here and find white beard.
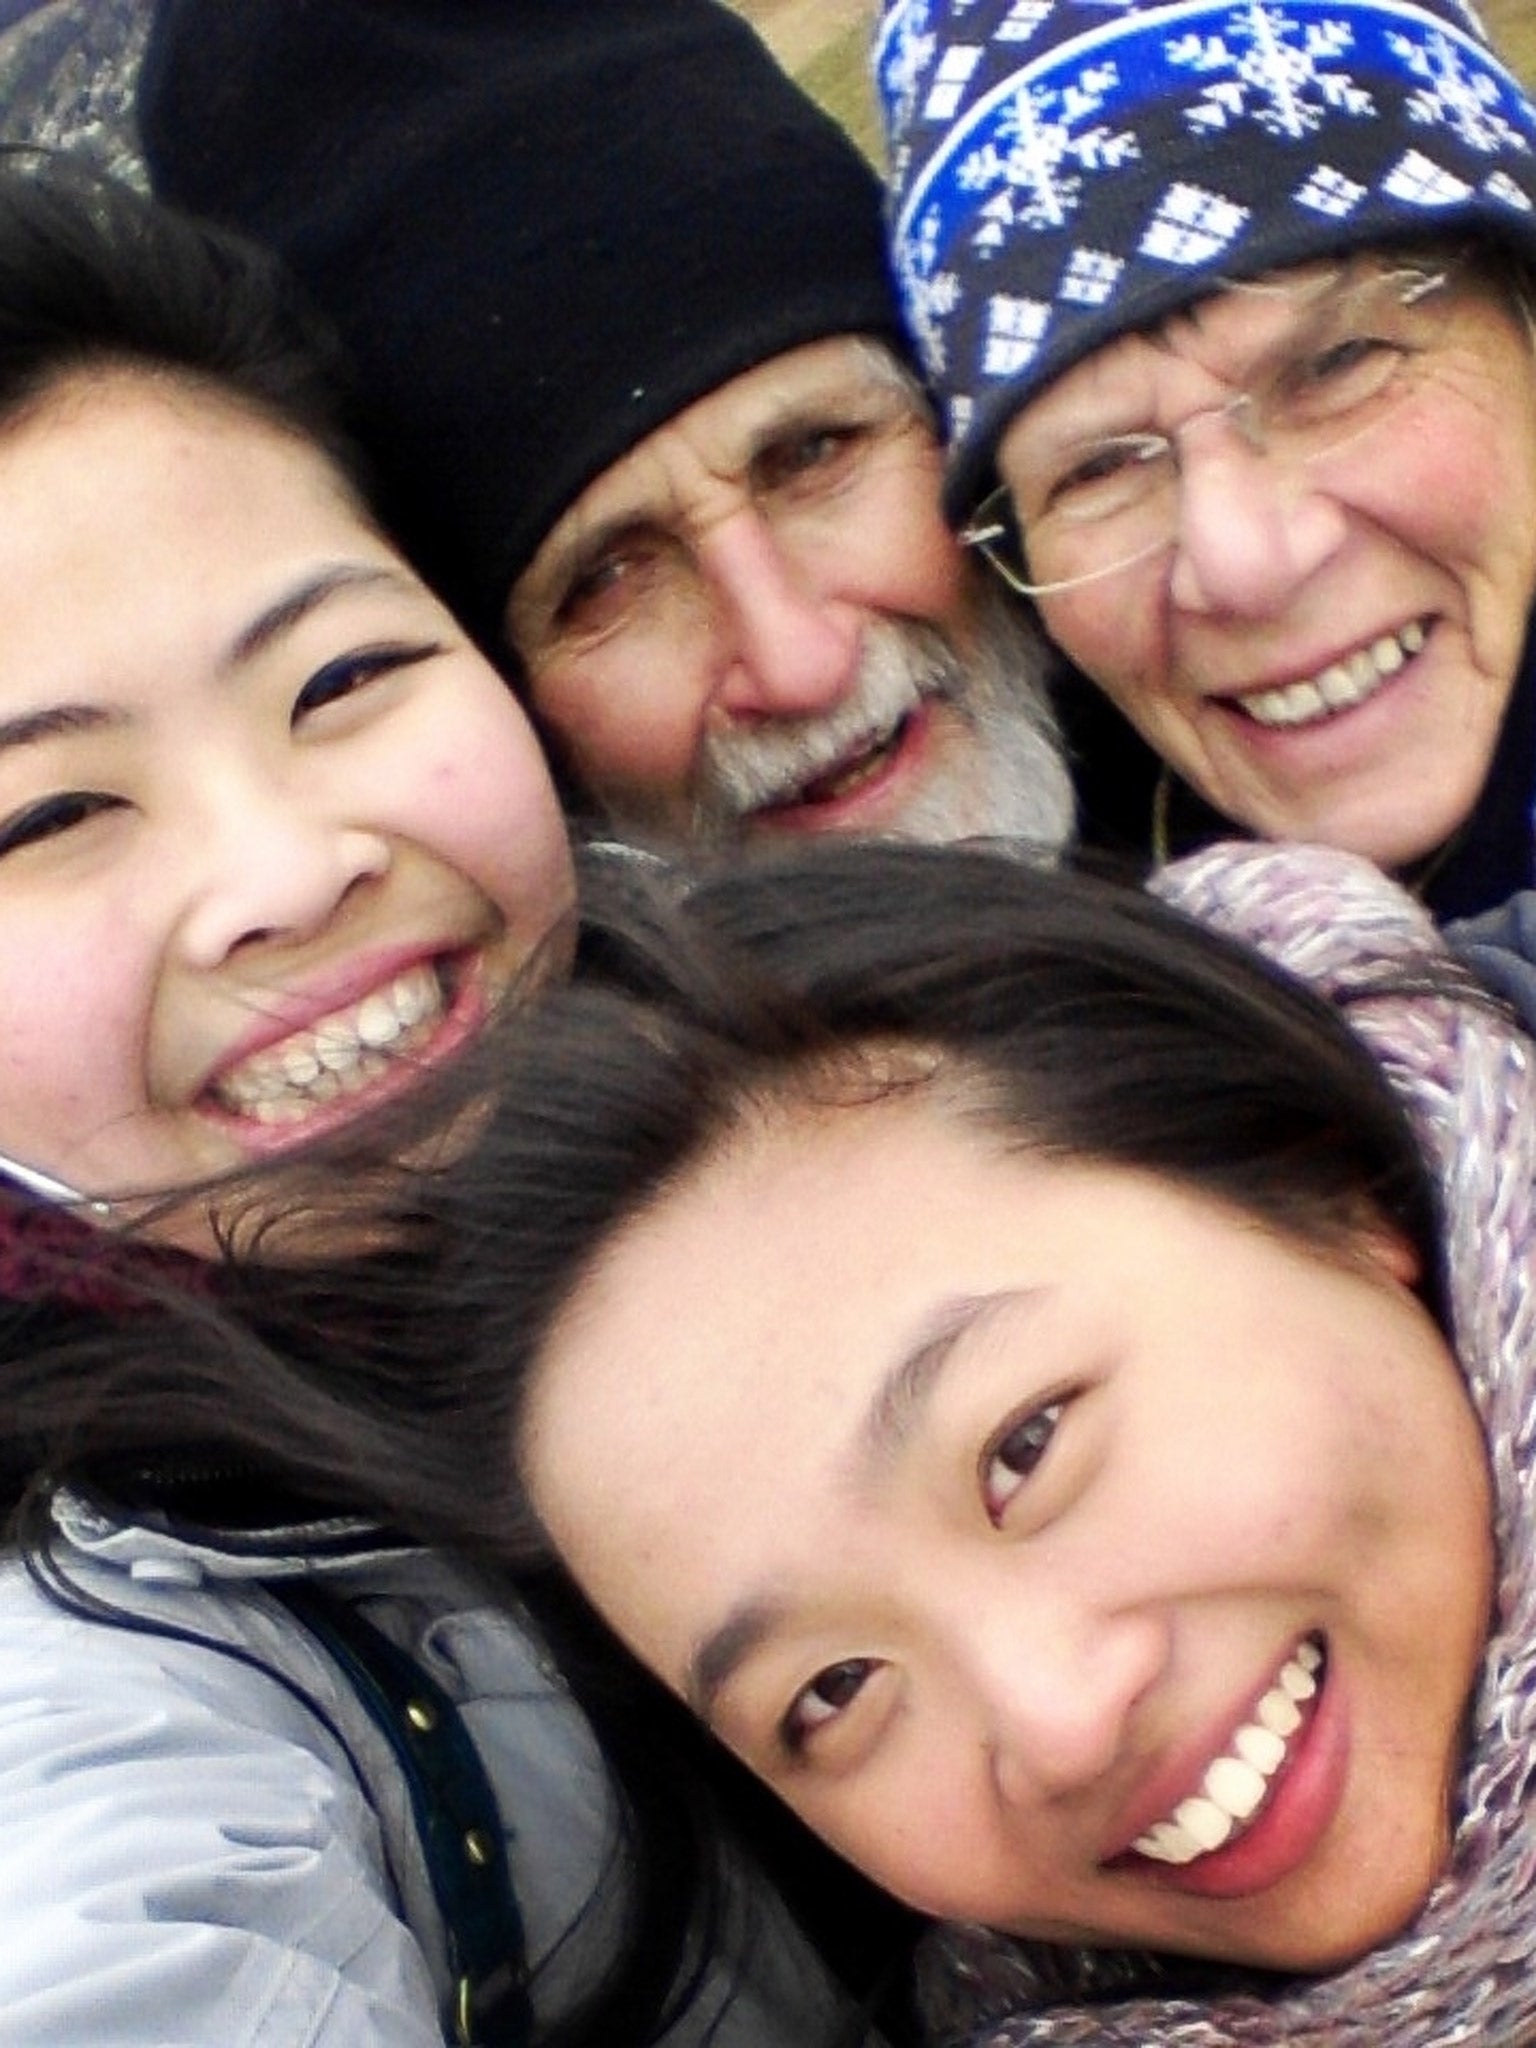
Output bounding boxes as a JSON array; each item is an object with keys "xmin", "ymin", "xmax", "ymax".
[{"xmin": 604, "ymin": 578, "xmax": 1075, "ymax": 856}]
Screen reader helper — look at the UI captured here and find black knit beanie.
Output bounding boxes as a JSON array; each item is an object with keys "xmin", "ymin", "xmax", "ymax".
[{"xmin": 139, "ymin": 0, "xmax": 906, "ymax": 652}]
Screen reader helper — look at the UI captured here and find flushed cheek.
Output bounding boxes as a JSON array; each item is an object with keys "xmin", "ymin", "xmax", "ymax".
[
  {"xmin": 1374, "ymin": 383, "xmax": 1536, "ymax": 658},
  {"xmin": 790, "ymin": 1734, "xmax": 1066, "ymax": 1929},
  {"xmin": 391, "ymin": 721, "xmax": 572, "ymax": 930},
  {"xmin": 0, "ymin": 954, "xmax": 161, "ymax": 1175},
  {"xmin": 1041, "ymin": 581, "xmax": 1173, "ymax": 725},
  {"xmin": 847, "ymin": 488, "xmax": 969, "ymax": 630},
  {"xmin": 551, "ymin": 683, "xmax": 703, "ymax": 807},
  {"xmin": 834, "ymin": 1806, "xmax": 1096, "ymax": 1940},
  {"xmin": 815, "ymin": 1779, "xmax": 1013, "ymax": 1920},
  {"xmin": 530, "ymin": 638, "xmax": 715, "ymax": 794}
]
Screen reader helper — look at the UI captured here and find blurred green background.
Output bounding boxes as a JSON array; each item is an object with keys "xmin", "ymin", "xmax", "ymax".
[{"xmin": 729, "ymin": 0, "xmax": 1536, "ymax": 166}]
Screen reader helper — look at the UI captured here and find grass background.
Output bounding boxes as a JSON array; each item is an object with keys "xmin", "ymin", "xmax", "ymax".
[{"xmin": 729, "ymin": 1, "xmax": 1536, "ymax": 165}]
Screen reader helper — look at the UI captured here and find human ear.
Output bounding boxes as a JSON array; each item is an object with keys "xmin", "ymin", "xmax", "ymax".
[{"xmin": 1353, "ymin": 1219, "xmax": 1422, "ymax": 1291}]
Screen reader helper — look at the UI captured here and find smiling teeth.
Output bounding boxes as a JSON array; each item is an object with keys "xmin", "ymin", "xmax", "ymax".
[
  {"xmin": 214, "ymin": 964, "xmax": 445, "ymax": 1122},
  {"xmin": 794, "ymin": 722, "xmax": 908, "ymax": 807},
  {"xmin": 1133, "ymin": 1640, "xmax": 1322, "ymax": 1866},
  {"xmin": 1241, "ymin": 621, "xmax": 1426, "ymax": 731},
  {"xmin": 764, "ymin": 702, "xmax": 914, "ymax": 813}
]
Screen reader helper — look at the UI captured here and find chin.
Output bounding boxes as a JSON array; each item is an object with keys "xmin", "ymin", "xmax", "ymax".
[{"xmin": 1242, "ymin": 1857, "xmax": 1445, "ymax": 1975}]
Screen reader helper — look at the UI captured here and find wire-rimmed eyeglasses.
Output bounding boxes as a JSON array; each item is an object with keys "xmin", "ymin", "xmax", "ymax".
[{"xmin": 960, "ymin": 256, "xmax": 1467, "ymax": 601}]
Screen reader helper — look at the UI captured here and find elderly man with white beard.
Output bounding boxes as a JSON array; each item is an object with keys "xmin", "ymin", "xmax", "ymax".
[{"xmin": 139, "ymin": 0, "xmax": 1075, "ymax": 857}]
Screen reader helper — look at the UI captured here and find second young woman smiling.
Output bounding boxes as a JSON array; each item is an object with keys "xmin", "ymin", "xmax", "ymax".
[{"xmin": 524, "ymin": 1068, "xmax": 1491, "ymax": 1973}]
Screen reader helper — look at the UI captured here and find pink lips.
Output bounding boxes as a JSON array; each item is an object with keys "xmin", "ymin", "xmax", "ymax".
[
  {"xmin": 754, "ymin": 701, "xmax": 933, "ymax": 833},
  {"xmin": 1217, "ymin": 618, "xmax": 1432, "ymax": 740},
  {"xmin": 1110, "ymin": 1643, "xmax": 1346, "ymax": 1901},
  {"xmin": 199, "ymin": 945, "xmax": 489, "ymax": 1155}
]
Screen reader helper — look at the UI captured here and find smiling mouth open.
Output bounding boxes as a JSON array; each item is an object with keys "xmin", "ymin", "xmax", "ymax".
[
  {"xmin": 1130, "ymin": 1638, "xmax": 1325, "ymax": 1867},
  {"xmin": 1235, "ymin": 622, "xmax": 1427, "ymax": 732},
  {"xmin": 209, "ymin": 960, "xmax": 453, "ymax": 1125},
  {"xmin": 762, "ymin": 711, "xmax": 919, "ymax": 815}
]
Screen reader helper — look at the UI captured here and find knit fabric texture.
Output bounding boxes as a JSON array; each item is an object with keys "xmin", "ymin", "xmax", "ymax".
[
  {"xmin": 918, "ymin": 839, "xmax": 1536, "ymax": 2045},
  {"xmin": 0, "ymin": 1191, "xmax": 205, "ymax": 1315},
  {"xmin": 875, "ymin": 0, "xmax": 1536, "ymax": 522},
  {"xmin": 138, "ymin": 0, "xmax": 906, "ymax": 654}
]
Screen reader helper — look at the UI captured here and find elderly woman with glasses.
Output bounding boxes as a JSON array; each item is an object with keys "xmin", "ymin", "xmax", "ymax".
[{"xmin": 879, "ymin": 0, "xmax": 1536, "ymax": 920}]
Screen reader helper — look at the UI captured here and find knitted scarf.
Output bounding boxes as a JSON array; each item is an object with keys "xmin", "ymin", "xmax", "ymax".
[{"xmin": 919, "ymin": 841, "xmax": 1536, "ymax": 2048}]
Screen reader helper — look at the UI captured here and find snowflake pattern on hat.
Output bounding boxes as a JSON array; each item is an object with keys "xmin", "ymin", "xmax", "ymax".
[{"xmin": 876, "ymin": 0, "xmax": 1536, "ymax": 516}]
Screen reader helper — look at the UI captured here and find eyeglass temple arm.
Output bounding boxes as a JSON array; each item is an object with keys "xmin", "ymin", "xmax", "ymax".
[{"xmin": 0, "ymin": 1150, "xmax": 110, "ymax": 1215}]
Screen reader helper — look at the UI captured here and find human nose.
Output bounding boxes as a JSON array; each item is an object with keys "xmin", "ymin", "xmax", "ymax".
[
  {"xmin": 175, "ymin": 771, "xmax": 391, "ymax": 968},
  {"xmin": 1167, "ymin": 421, "xmax": 1348, "ymax": 617},
  {"xmin": 699, "ymin": 509, "xmax": 863, "ymax": 720},
  {"xmin": 962, "ymin": 1589, "xmax": 1164, "ymax": 1806}
]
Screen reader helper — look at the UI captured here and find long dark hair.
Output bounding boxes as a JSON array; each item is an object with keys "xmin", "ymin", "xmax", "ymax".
[
  {"xmin": 0, "ymin": 146, "xmax": 374, "ymax": 488},
  {"xmin": 0, "ymin": 840, "xmax": 1450, "ymax": 2045},
  {"xmin": 403, "ymin": 840, "xmax": 1445, "ymax": 1444}
]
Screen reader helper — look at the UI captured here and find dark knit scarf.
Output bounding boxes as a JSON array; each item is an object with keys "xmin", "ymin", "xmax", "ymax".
[{"xmin": 920, "ymin": 841, "xmax": 1536, "ymax": 2047}]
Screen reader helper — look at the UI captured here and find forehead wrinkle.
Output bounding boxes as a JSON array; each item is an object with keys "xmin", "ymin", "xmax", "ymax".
[
  {"xmin": 530, "ymin": 356, "xmax": 923, "ymax": 605},
  {"xmin": 531, "ymin": 448, "xmax": 692, "ymax": 605}
]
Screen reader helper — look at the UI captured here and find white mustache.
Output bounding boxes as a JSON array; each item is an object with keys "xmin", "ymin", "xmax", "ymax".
[{"xmin": 697, "ymin": 622, "xmax": 957, "ymax": 823}]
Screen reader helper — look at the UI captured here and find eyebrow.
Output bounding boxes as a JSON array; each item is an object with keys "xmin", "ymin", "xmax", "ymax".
[
  {"xmin": 682, "ymin": 1287, "xmax": 1038, "ymax": 1726},
  {"xmin": 0, "ymin": 565, "xmax": 412, "ymax": 762},
  {"xmin": 859, "ymin": 1289, "xmax": 1029, "ymax": 1474},
  {"xmin": 528, "ymin": 377, "xmax": 916, "ymax": 606},
  {"xmin": 221, "ymin": 562, "xmax": 407, "ymax": 671},
  {"xmin": 739, "ymin": 375, "xmax": 907, "ymax": 467},
  {"xmin": 0, "ymin": 702, "xmax": 126, "ymax": 757},
  {"xmin": 685, "ymin": 1595, "xmax": 786, "ymax": 1723}
]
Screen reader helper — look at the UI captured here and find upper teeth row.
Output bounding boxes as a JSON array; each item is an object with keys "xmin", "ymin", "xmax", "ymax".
[
  {"xmin": 789, "ymin": 721, "xmax": 906, "ymax": 807},
  {"xmin": 1133, "ymin": 1639, "xmax": 1322, "ymax": 1866},
  {"xmin": 1242, "ymin": 621, "xmax": 1426, "ymax": 730},
  {"xmin": 215, "ymin": 964, "xmax": 443, "ymax": 1119}
]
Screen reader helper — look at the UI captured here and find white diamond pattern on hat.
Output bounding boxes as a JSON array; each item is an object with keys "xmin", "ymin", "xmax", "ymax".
[
  {"xmin": 926, "ymin": 45, "xmax": 984, "ymax": 122},
  {"xmin": 1139, "ymin": 182, "xmax": 1250, "ymax": 261},
  {"xmin": 982, "ymin": 291, "xmax": 1052, "ymax": 374},
  {"xmin": 1487, "ymin": 166, "xmax": 1536, "ymax": 210},
  {"xmin": 1383, "ymin": 142, "xmax": 1474, "ymax": 198},
  {"xmin": 1060, "ymin": 245, "xmax": 1125, "ymax": 303},
  {"xmin": 999, "ymin": 0, "xmax": 1055, "ymax": 41}
]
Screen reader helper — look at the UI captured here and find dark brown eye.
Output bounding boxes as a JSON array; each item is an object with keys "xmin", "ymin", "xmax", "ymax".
[
  {"xmin": 782, "ymin": 1656, "xmax": 878, "ymax": 1752},
  {"xmin": 982, "ymin": 1400, "xmax": 1065, "ymax": 1523},
  {"xmin": 293, "ymin": 642, "xmax": 440, "ymax": 723},
  {"xmin": 752, "ymin": 422, "xmax": 866, "ymax": 496},
  {"xmin": 0, "ymin": 790, "xmax": 123, "ymax": 858},
  {"xmin": 1043, "ymin": 434, "xmax": 1168, "ymax": 518},
  {"xmin": 1281, "ymin": 335, "xmax": 1404, "ymax": 425},
  {"xmin": 553, "ymin": 533, "xmax": 673, "ymax": 633}
]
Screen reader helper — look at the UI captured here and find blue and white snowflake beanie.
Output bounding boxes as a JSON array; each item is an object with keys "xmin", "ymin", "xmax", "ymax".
[{"xmin": 877, "ymin": 0, "xmax": 1536, "ymax": 522}]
